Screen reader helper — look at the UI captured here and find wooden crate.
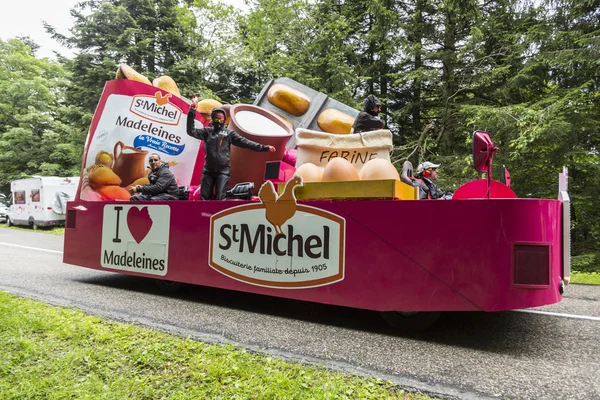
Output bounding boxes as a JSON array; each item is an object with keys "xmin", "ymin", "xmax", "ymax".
[{"xmin": 277, "ymin": 179, "xmax": 418, "ymax": 200}]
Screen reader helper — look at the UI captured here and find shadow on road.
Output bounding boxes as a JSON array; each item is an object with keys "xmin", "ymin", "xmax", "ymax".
[{"xmin": 75, "ymin": 273, "xmax": 556, "ymax": 356}]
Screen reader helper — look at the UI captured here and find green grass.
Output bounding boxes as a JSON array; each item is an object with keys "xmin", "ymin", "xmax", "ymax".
[
  {"xmin": 0, "ymin": 223, "xmax": 64, "ymax": 236},
  {"xmin": 0, "ymin": 292, "xmax": 431, "ymax": 400},
  {"xmin": 570, "ymin": 271, "xmax": 600, "ymax": 285}
]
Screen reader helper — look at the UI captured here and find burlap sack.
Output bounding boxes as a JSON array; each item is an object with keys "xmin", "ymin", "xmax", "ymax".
[{"xmin": 295, "ymin": 128, "xmax": 393, "ymax": 173}]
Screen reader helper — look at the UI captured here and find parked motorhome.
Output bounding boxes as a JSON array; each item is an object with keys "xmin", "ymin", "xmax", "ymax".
[
  {"xmin": 0, "ymin": 194, "xmax": 8, "ymax": 223},
  {"xmin": 6, "ymin": 176, "xmax": 80, "ymax": 229}
]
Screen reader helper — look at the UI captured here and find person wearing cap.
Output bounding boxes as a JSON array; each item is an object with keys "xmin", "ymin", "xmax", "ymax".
[
  {"xmin": 187, "ymin": 98, "xmax": 276, "ymax": 200},
  {"xmin": 351, "ymin": 94, "xmax": 385, "ymax": 134},
  {"xmin": 414, "ymin": 161, "xmax": 452, "ymax": 200}
]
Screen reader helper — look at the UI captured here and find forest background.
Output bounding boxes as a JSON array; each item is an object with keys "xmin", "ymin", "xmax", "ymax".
[{"xmin": 0, "ymin": 0, "xmax": 598, "ymax": 271}]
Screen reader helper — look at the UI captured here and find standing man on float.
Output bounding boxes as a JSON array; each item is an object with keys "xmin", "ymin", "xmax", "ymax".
[
  {"xmin": 187, "ymin": 97, "xmax": 276, "ymax": 200},
  {"xmin": 351, "ymin": 94, "xmax": 385, "ymax": 134}
]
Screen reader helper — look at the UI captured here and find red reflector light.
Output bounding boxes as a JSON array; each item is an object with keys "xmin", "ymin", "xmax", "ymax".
[
  {"xmin": 47, "ymin": 207, "xmax": 52, "ymax": 210},
  {"xmin": 513, "ymin": 244, "xmax": 550, "ymax": 287}
]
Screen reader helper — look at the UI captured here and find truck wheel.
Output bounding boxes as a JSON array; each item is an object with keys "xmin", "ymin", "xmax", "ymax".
[
  {"xmin": 380, "ymin": 311, "xmax": 441, "ymax": 332},
  {"xmin": 155, "ymin": 279, "xmax": 182, "ymax": 293},
  {"xmin": 32, "ymin": 223, "xmax": 38, "ymax": 230},
  {"xmin": 7, "ymin": 218, "xmax": 12, "ymax": 227}
]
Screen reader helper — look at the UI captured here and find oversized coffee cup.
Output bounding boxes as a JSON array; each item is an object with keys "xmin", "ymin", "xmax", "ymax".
[
  {"xmin": 228, "ymin": 104, "xmax": 294, "ymax": 195},
  {"xmin": 112, "ymin": 141, "xmax": 149, "ymax": 187}
]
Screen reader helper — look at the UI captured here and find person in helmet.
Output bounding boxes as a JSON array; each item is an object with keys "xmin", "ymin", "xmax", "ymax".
[
  {"xmin": 414, "ymin": 161, "xmax": 452, "ymax": 200},
  {"xmin": 187, "ymin": 99, "xmax": 276, "ymax": 200},
  {"xmin": 351, "ymin": 94, "xmax": 385, "ymax": 134}
]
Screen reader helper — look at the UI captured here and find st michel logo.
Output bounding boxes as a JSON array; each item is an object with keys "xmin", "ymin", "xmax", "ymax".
[
  {"xmin": 101, "ymin": 205, "xmax": 170, "ymax": 276},
  {"xmin": 129, "ymin": 91, "xmax": 182, "ymax": 126},
  {"xmin": 209, "ymin": 176, "xmax": 346, "ymax": 289}
]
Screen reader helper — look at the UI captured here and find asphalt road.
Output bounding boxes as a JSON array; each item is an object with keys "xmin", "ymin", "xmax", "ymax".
[{"xmin": 1, "ymin": 228, "xmax": 599, "ymax": 400}]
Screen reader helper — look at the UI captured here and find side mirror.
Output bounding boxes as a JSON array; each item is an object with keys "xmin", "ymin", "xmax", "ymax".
[
  {"xmin": 473, "ymin": 131, "xmax": 498, "ymax": 174},
  {"xmin": 473, "ymin": 131, "xmax": 499, "ymax": 199}
]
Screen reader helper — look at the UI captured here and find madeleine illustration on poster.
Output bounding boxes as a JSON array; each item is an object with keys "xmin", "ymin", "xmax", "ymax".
[{"xmin": 80, "ymin": 82, "xmax": 200, "ymax": 201}]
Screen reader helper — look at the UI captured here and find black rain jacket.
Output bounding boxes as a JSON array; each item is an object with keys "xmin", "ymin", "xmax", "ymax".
[
  {"xmin": 187, "ymin": 107, "xmax": 270, "ymax": 174},
  {"xmin": 141, "ymin": 163, "xmax": 179, "ymax": 197},
  {"xmin": 351, "ymin": 94, "xmax": 385, "ymax": 134}
]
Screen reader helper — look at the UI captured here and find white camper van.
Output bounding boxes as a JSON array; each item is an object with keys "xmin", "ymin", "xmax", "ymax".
[{"xmin": 6, "ymin": 176, "xmax": 80, "ymax": 229}]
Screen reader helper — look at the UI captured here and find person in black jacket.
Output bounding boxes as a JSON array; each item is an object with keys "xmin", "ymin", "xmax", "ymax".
[
  {"xmin": 129, "ymin": 153, "xmax": 179, "ymax": 200},
  {"xmin": 187, "ymin": 101, "xmax": 276, "ymax": 200},
  {"xmin": 351, "ymin": 94, "xmax": 385, "ymax": 134}
]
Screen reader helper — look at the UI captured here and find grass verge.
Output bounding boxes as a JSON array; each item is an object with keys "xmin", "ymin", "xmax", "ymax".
[
  {"xmin": 0, "ymin": 223, "xmax": 64, "ymax": 236},
  {"xmin": 0, "ymin": 291, "xmax": 431, "ymax": 400},
  {"xmin": 570, "ymin": 271, "xmax": 600, "ymax": 285}
]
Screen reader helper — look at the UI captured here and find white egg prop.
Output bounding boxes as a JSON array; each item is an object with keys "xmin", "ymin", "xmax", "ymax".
[
  {"xmin": 294, "ymin": 163, "xmax": 323, "ymax": 183},
  {"xmin": 322, "ymin": 157, "xmax": 360, "ymax": 182},
  {"xmin": 359, "ymin": 159, "xmax": 401, "ymax": 181}
]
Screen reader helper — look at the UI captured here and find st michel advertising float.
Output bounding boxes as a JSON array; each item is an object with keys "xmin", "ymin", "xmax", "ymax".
[{"xmin": 63, "ymin": 66, "xmax": 571, "ymax": 329}]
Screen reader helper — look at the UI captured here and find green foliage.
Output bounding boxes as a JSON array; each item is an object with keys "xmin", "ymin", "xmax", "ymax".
[
  {"xmin": 0, "ymin": 39, "xmax": 81, "ymax": 193},
  {"xmin": 0, "ymin": 224, "xmax": 65, "ymax": 236},
  {"xmin": 0, "ymin": 291, "xmax": 430, "ymax": 399},
  {"xmin": 570, "ymin": 271, "xmax": 600, "ymax": 285}
]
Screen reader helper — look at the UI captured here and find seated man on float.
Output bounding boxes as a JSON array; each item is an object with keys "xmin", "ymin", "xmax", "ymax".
[
  {"xmin": 129, "ymin": 153, "xmax": 179, "ymax": 201},
  {"xmin": 351, "ymin": 94, "xmax": 385, "ymax": 134},
  {"xmin": 187, "ymin": 100, "xmax": 276, "ymax": 200},
  {"xmin": 414, "ymin": 161, "xmax": 453, "ymax": 200}
]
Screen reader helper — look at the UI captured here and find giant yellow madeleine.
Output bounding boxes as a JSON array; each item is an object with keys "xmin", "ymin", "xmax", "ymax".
[
  {"xmin": 152, "ymin": 76, "xmax": 180, "ymax": 97},
  {"xmin": 322, "ymin": 157, "xmax": 360, "ymax": 182},
  {"xmin": 267, "ymin": 84, "xmax": 310, "ymax": 116},
  {"xmin": 115, "ymin": 64, "xmax": 151, "ymax": 85},
  {"xmin": 317, "ymin": 108, "xmax": 355, "ymax": 135},
  {"xmin": 359, "ymin": 158, "xmax": 400, "ymax": 181},
  {"xmin": 196, "ymin": 99, "xmax": 223, "ymax": 115}
]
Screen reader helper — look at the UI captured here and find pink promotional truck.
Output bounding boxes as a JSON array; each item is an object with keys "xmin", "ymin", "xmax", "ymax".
[{"xmin": 62, "ymin": 78, "xmax": 571, "ymax": 329}]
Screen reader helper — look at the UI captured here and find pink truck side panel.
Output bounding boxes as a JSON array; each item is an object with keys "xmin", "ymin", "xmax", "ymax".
[{"xmin": 63, "ymin": 198, "xmax": 562, "ymax": 313}]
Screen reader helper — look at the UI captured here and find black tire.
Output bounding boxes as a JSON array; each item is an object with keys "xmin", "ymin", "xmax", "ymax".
[
  {"xmin": 155, "ymin": 279, "xmax": 182, "ymax": 293},
  {"xmin": 32, "ymin": 223, "xmax": 38, "ymax": 230},
  {"xmin": 7, "ymin": 217, "xmax": 12, "ymax": 227},
  {"xmin": 380, "ymin": 311, "xmax": 441, "ymax": 332}
]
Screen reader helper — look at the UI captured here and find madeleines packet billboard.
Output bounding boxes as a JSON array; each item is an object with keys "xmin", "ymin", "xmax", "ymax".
[{"xmin": 79, "ymin": 80, "xmax": 201, "ymax": 201}]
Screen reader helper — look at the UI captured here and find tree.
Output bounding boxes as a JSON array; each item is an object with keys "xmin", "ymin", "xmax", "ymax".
[{"xmin": 0, "ymin": 39, "xmax": 81, "ymax": 193}]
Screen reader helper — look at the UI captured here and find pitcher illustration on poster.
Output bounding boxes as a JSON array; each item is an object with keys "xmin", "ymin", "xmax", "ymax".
[{"xmin": 112, "ymin": 141, "xmax": 149, "ymax": 187}]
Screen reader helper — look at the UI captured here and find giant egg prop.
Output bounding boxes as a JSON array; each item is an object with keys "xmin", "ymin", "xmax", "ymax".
[
  {"xmin": 322, "ymin": 157, "xmax": 360, "ymax": 182},
  {"xmin": 294, "ymin": 163, "xmax": 323, "ymax": 182},
  {"xmin": 359, "ymin": 158, "xmax": 400, "ymax": 181}
]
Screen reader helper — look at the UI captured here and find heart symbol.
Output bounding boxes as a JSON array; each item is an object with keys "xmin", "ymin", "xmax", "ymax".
[{"xmin": 127, "ymin": 206, "xmax": 153, "ymax": 244}]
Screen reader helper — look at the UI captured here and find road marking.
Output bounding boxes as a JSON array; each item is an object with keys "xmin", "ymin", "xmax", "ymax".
[
  {"xmin": 0, "ymin": 242, "xmax": 63, "ymax": 254},
  {"xmin": 515, "ymin": 309, "xmax": 600, "ymax": 322}
]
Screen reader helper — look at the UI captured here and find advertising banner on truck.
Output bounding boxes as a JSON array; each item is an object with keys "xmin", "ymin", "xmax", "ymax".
[{"xmin": 79, "ymin": 80, "xmax": 203, "ymax": 201}]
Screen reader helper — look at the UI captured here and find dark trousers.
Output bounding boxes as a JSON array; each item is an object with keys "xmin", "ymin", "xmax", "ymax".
[
  {"xmin": 200, "ymin": 172, "xmax": 230, "ymax": 200},
  {"xmin": 130, "ymin": 193, "xmax": 178, "ymax": 201}
]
